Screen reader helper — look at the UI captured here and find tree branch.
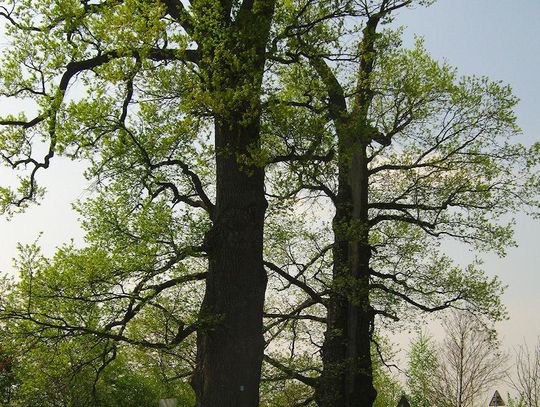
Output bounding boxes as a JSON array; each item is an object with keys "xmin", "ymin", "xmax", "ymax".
[
  {"xmin": 263, "ymin": 355, "xmax": 319, "ymax": 387},
  {"xmin": 264, "ymin": 260, "xmax": 326, "ymax": 306}
]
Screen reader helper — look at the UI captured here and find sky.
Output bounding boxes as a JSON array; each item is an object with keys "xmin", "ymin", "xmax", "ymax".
[
  {"xmin": 388, "ymin": 0, "xmax": 540, "ymax": 401},
  {"xmin": 391, "ymin": 0, "xmax": 540, "ymax": 348},
  {"xmin": 0, "ymin": 0, "xmax": 539, "ymax": 399}
]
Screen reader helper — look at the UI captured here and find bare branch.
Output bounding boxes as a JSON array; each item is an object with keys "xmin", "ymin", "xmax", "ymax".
[{"xmin": 263, "ymin": 354, "xmax": 319, "ymax": 387}]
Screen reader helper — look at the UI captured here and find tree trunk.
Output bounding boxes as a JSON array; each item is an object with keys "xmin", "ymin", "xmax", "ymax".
[
  {"xmin": 191, "ymin": 2, "xmax": 275, "ymax": 406},
  {"xmin": 316, "ymin": 134, "xmax": 377, "ymax": 407},
  {"xmin": 193, "ymin": 118, "xmax": 268, "ymax": 407},
  {"xmin": 315, "ymin": 15, "xmax": 383, "ymax": 407}
]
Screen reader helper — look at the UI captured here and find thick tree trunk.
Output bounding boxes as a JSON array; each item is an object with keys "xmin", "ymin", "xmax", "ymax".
[
  {"xmin": 316, "ymin": 137, "xmax": 377, "ymax": 407},
  {"xmin": 191, "ymin": 2, "xmax": 275, "ymax": 406},
  {"xmin": 194, "ymin": 119, "xmax": 268, "ymax": 407},
  {"xmin": 315, "ymin": 15, "xmax": 383, "ymax": 407}
]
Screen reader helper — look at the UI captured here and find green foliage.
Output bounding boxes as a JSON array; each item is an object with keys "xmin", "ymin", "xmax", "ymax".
[
  {"xmin": 372, "ymin": 338, "xmax": 404, "ymax": 407},
  {"xmin": 406, "ymin": 331, "xmax": 439, "ymax": 407},
  {"xmin": 260, "ymin": 379, "xmax": 316, "ymax": 407},
  {"xmin": 0, "ymin": 339, "xmax": 194, "ymax": 407},
  {"xmin": 0, "ymin": 0, "xmax": 538, "ymax": 405},
  {"xmin": 0, "ymin": 346, "xmax": 16, "ymax": 406},
  {"xmin": 506, "ymin": 394, "xmax": 525, "ymax": 407}
]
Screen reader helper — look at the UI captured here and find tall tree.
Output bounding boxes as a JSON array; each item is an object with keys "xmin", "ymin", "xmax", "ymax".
[
  {"xmin": 0, "ymin": 1, "xmax": 377, "ymax": 404},
  {"xmin": 0, "ymin": 0, "xmax": 277, "ymax": 405},
  {"xmin": 261, "ymin": 2, "xmax": 539, "ymax": 406},
  {"xmin": 189, "ymin": 2, "xmax": 275, "ymax": 405}
]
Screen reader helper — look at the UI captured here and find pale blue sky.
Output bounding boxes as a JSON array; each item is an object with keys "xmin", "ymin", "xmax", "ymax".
[{"xmin": 389, "ymin": 0, "xmax": 540, "ymax": 354}]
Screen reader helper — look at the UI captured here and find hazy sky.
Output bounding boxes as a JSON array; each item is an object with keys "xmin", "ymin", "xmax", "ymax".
[
  {"xmin": 0, "ymin": 0, "xmax": 539, "ymax": 384},
  {"xmin": 392, "ymin": 0, "xmax": 540, "ymax": 349}
]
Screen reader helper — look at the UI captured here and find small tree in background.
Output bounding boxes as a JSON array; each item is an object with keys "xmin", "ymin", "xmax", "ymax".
[
  {"xmin": 373, "ymin": 364, "xmax": 403, "ymax": 407},
  {"xmin": 406, "ymin": 313, "xmax": 508, "ymax": 407},
  {"xmin": 435, "ymin": 312, "xmax": 508, "ymax": 407},
  {"xmin": 407, "ymin": 331, "xmax": 439, "ymax": 407},
  {"xmin": 508, "ymin": 338, "xmax": 540, "ymax": 407}
]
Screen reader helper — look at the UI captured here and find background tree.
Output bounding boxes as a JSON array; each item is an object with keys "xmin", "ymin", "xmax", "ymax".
[
  {"xmin": 508, "ymin": 338, "xmax": 540, "ymax": 407},
  {"xmin": 407, "ymin": 330, "xmax": 439, "ymax": 407},
  {"xmin": 433, "ymin": 311, "xmax": 508, "ymax": 407},
  {"xmin": 371, "ymin": 336, "xmax": 404, "ymax": 407},
  {"xmin": 507, "ymin": 394, "xmax": 527, "ymax": 407}
]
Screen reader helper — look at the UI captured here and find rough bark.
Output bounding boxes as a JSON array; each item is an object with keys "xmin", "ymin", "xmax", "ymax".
[
  {"xmin": 194, "ymin": 119, "xmax": 268, "ymax": 407},
  {"xmin": 315, "ymin": 15, "xmax": 382, "ymax": 407},
  {"xmin": 316, "ymin": 124, "xmax": 377, "ymax": 407},
  {"xmin": 191, "ymin": 2, "xmax": 275, "ymax": 406}
]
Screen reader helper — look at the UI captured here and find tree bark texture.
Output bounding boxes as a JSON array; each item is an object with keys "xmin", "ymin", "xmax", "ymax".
[
  {"xmin": 316, "ymin": 131, "xmax": 377, "ymax": 407},
  {"xmin": 191, "ymin": 2, "xmax": 275, "ymax": 406},
  {"xmin": 194, "ymin": 119, "xmax": 268, "ymax": 407},
  {"xmin": 315, "ymin": 15, "xmax": 382, "ymax": 407}
]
